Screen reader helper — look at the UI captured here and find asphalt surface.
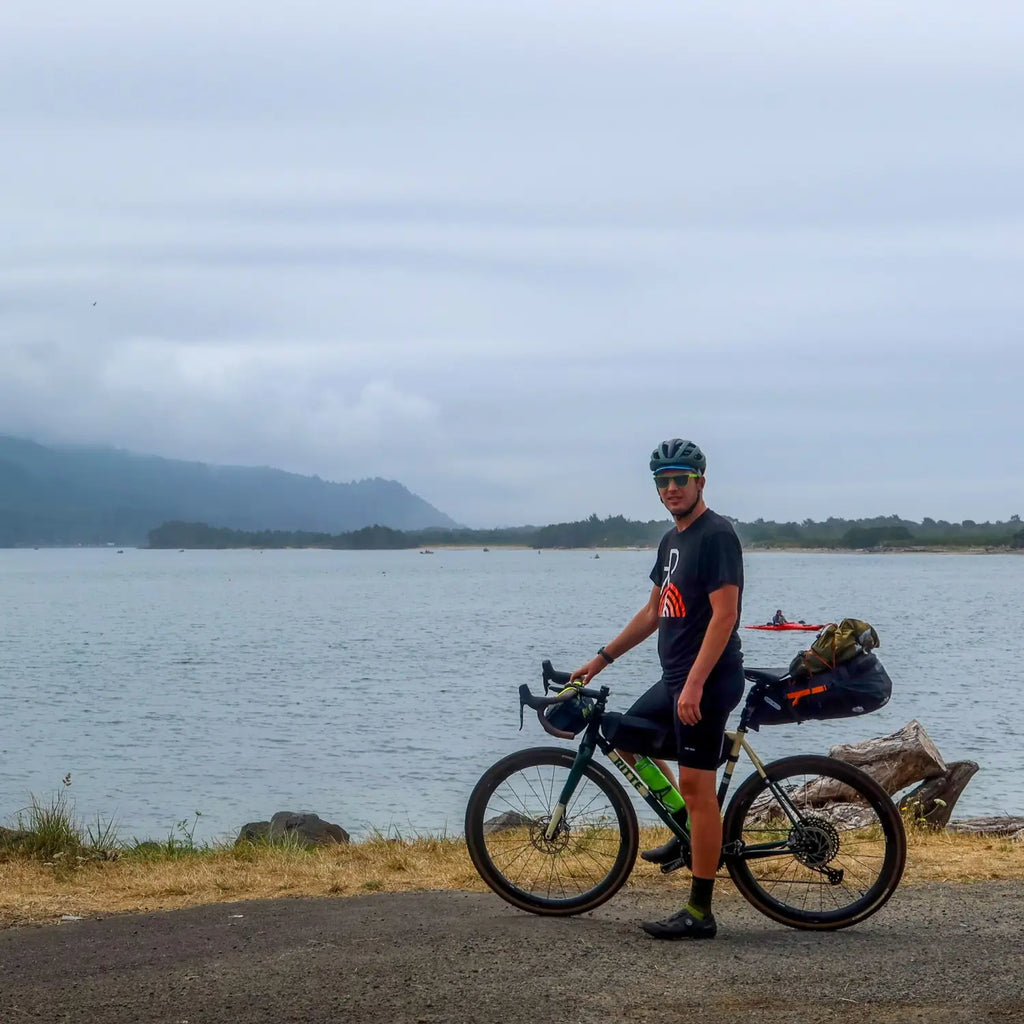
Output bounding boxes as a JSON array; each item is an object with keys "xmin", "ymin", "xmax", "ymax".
[{"xmin": 1, "ymin": 882, "xmax": 1022, "ymax": 1024}]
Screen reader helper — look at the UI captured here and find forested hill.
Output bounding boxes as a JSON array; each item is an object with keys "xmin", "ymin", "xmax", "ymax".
[
  {"xmin": 147, "ymin": 512, "xmax": 1024, "ymax": 551},
  {"xmin": 0, "ymin": 435, "xmax": 458, "ymax": 546},
  {"xmin": 5, "ymin": 432, "xmax": 1021, "ymax": 550}
]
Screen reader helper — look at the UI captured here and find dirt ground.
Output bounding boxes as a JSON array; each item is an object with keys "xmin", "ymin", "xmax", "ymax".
[{"xmin": 1, "ymin": 881, "xmax": 1022, "ymax": 1024}]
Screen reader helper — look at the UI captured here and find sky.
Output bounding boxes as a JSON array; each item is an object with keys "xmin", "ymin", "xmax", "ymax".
[{"xmin": 2, "ymin": 1, "xmax": 1023, "ymax": 528}]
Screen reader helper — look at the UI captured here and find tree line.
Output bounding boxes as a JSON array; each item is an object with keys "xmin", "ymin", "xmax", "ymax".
[{"xmin": 147, "ymin": 513, "xmax": 1024, "ymax": 551}]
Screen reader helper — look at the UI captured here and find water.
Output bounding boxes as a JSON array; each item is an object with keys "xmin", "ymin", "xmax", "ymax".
[{"xmin": 1, "ymin": 547, "xmax": 1022, "ymax": 844}]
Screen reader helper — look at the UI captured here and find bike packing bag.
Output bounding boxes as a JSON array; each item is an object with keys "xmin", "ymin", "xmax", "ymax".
[
  {"xmin": 749, "ymin": 651, "xmax": 892, "ymax": 730},
  {"xmin": 600, "ymin": 713, "xmax": 732, "ymax": 767},
  {"xmin": 543, "ymin": 689, "xmax": 596, "ymax": 736},
  {"xmin": 599, "ymin": 712, "xmax": 678, "ymax": 760}
]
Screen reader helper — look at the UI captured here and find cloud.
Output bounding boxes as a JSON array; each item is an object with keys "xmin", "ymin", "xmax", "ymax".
[{"xmin": 1, "ymin": 1, "xmax": 1022, "ymax": 526}]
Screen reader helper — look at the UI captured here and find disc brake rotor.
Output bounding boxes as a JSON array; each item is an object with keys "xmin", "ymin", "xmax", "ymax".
[{"xmin": 528, "ymin": 817, "xmax": 571, "ymax": 853}]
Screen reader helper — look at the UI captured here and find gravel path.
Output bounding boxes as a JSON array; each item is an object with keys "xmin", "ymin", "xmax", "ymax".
[{"xmin": 1, "ymin": 882, "xmax": 1022, "ymax": 1023}]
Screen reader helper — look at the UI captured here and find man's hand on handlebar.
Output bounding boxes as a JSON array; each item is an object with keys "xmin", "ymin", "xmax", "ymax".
[{"xmin": 571, "ymin": 656, "xmax": 608, "ymax": 685}]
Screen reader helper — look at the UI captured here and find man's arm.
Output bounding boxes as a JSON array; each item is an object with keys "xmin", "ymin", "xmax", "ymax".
[
  {"xmin": 572, "ymin": 584, "xmax": 661, "ymax": 683},
  {"xmin": 676, "ymin": 583, "xmax": 740, "ymax": 725}
]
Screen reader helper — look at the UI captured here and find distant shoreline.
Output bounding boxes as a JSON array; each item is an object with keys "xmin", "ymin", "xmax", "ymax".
[{"xmin": 4, "ymin": 544, "xmax": 1022, "ymax": 555}]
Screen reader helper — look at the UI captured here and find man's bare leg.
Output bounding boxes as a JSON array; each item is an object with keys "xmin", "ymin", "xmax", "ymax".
[
  {"xmin": 641, "ymin": 765, "xmax": 721, "ymax": 939},
  {"xmin": 676, "ymin": 766, "xmax": 720, "ymax": 879}
]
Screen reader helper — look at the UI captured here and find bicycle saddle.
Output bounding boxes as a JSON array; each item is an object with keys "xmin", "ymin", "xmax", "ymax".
[{"xmin": 743, "ymin": 667, "xmax": 789, "ymax": 685}]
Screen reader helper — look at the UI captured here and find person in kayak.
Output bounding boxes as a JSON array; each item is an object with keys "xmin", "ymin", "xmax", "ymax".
[
  {"xmin": 571, "ymin": 437, "xmax": 744, "ymax": 940},
  {"xmin": 772, "ymin": 609, "xmax": 788, "ymax": 625}
]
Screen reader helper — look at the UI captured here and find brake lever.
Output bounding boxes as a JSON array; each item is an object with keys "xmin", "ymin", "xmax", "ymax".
[{"xmin": 518, "ymin": 683, "xmax": 529, "ymax": 730}]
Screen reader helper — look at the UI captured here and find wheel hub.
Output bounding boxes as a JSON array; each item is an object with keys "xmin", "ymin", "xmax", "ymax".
[{"xmin": 528, "ymin": 816, "xmax": 571, "ymax": 853}]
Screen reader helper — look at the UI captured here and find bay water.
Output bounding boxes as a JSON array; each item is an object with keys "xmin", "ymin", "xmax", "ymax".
[{"xmin": 1, "ymin": 547, "xmax": 1021, "ymax": 845}]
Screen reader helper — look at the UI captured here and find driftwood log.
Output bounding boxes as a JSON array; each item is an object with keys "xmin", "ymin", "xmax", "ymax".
[
  {"xmin": 828, "ymin": 719, "xmax": 946, "ymax": 795},
  {"xmin": 776, "ymin": 719, "xmax": 947, "ymax": 810},
  {"xmin": 748, "ymin": 720, "xmax": 981, "ymax": 830},
  {"xmin": 749, "ymin": 794, "xmax": 882, "ymax": 830},
  {"xmin": 947, "ymin": 816, "xmax": 1024, "ymax": 838},
  {"xmin": 899, "ymin": 761, "xmax": 980, "ymax": 829}
]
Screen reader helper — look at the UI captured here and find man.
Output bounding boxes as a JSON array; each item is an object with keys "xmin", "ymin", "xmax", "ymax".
[{"xmin": 572, "ymin": 438, "xmax": 744, "ymax": 940}]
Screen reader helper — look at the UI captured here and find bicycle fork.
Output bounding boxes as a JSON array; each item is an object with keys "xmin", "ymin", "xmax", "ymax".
[{"xmin": 543, "ymin": 744, "xmax": 594, "ymax": 840}]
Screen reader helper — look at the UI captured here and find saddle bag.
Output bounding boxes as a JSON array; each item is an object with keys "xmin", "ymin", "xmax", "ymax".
[{"xmin": 748, "ymin": 651, "xmax": 892, "ymax": 730}]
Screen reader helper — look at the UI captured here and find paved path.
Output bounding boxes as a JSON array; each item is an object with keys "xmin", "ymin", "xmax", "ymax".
[{"xmin": 1, "ymin": 882, "xmax": 1021, "ymax": 1023}]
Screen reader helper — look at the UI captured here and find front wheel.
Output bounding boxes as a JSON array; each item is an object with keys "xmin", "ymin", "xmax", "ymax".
[
  {"xmin": 465, "ymin": 747, "xmax": 639, "ymax": 916},
  {"xmin": 723, "ymin": 754, "xmax": 906, "ymax": 930}
]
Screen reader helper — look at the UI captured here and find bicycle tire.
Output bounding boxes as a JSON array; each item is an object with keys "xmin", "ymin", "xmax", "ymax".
[
  {"xmin": 465, "ymin": 746, "xmax": 639, "ymax": 916},
  {"xmin": 723, "ymin": 754, "xmax": 906, "ymax": 930}
]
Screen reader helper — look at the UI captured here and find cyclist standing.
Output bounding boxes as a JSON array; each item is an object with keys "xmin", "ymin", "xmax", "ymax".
[{"xmin": 572, "ymin": 438, "xmax": 744, "ymax": 940}]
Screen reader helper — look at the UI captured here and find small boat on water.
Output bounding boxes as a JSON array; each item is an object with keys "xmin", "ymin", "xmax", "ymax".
[{"xmin": 744, "ymin": 623, "xmax": 823, "ymax": 632}]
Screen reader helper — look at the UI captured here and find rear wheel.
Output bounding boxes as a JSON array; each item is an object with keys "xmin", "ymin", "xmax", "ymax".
[
  {"xmin": 723, "ymin": 754, "xmax": 906, "ymax": 930},
  {"xmin": 465, "ymin": 747, "xmax": 638, "ymax": 916}
]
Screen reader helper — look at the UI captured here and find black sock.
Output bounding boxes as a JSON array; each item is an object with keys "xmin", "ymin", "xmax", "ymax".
[{"xmin": 687, "ymin": 876, "xmax": 715, "ymax": 918}]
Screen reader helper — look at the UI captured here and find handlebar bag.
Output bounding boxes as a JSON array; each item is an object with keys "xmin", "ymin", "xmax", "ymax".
[{"xmin": 543, "ymin": 691, "xmax": 596, "ymax": 736}]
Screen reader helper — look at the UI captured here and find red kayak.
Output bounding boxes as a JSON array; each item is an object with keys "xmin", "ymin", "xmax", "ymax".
[{"xmin": 745, "ymin": 623, "xmax": 823, "ymax": 632}]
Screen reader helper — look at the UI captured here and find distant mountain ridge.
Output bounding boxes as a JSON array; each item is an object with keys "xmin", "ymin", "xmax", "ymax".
[{"xmin": 0, "ymin": 435, "xmax": 459, "ymax": 546}]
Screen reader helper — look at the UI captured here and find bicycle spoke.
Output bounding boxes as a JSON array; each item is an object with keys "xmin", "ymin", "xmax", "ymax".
[
  {"xmin": 466, "ymin": 748, "xmax": 638, "ymax": 913},
  {"xmin": 724, "ymin": 755, "xmax": 905, "ymax": 929}
]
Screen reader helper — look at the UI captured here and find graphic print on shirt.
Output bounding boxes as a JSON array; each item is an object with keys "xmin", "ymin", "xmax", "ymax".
[{"xmin": 659, "ymin": 547, "xmax": 686, "ymax": 618}]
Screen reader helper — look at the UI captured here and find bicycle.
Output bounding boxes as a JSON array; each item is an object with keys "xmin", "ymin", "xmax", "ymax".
[{"xmin": 465, "ymin": 660, "xmax": 906, "ymax": 930}]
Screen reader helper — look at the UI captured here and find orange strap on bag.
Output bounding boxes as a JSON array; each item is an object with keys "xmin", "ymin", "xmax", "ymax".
[{"xmin": 785, "ymin": 683, "xmax": 828, "ymax": 707}]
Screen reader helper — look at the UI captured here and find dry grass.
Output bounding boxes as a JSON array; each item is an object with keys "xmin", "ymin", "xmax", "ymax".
[
  {"xmin": 0, "ymin": 836, "xmax": 483, "ymax": 927},
  {"xmin": 2, "ymin": 825, "xmax": 1022, "ymax": 929},
  {"xmin": 903, "ymin": 824, "xmax": 1024, "ymax": 882}
]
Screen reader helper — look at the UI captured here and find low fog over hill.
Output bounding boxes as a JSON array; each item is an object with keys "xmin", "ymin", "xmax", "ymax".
[{"xmin": 0, "ymin": 436, "xmax": 458, "ymax": 546}]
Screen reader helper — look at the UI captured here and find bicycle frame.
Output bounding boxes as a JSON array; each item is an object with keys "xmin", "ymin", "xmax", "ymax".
[
  {"xmin": 541, "ymin": 703, "xmax": 695, "ymax": 847},
  {"xmin": 543, "ymin": 700, "xmax": 813, "ymax": 868}
]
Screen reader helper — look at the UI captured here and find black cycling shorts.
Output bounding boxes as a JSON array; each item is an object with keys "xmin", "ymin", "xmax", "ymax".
[{"xmin": 623, "ymin": 667, "xmax": 743, "ymax": 771}]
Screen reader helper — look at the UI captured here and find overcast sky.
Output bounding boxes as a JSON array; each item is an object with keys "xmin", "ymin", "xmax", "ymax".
[{"xmin": 2, "ymin": 2, "xmax": 1022, "ymax": 527}]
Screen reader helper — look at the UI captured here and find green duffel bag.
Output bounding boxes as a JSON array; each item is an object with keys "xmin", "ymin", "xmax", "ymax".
[{"xmin": 788, "ymin": 617, "xmax": 880, "ymax": 681}]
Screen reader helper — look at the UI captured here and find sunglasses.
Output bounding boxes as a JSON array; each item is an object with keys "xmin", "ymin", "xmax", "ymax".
[{"xmin": 654, "ymin": 473, "xmax": 701, "ymax": 490}]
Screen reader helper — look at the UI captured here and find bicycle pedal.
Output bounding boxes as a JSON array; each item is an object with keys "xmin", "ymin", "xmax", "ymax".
[{"xmin": 659, "ymin": 856, "xmax": 689, "ymax": 874}]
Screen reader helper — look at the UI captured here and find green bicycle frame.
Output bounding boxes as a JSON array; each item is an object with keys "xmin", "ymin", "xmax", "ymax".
[
  {"xmin": 543, "ymin": 721, "xmax": 691, "ymax": 844},
  {"xmin": 545, "ymin": 719, "xmax": 808, "ymax": 867}
]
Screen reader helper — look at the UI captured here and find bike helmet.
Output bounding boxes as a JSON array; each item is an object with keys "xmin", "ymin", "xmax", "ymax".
[
  {"xmin": 544, "ymin": 689, "xmax": 596, "ymax": 736},
  {"xmin": 650, "ymin": 438, "xmax": 706, "ymax": 475}
]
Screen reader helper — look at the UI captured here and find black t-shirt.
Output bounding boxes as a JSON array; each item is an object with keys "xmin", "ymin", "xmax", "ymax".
[{"xmin": 648, "ymin": 508, "xmax": 744, "ymax": 688}]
